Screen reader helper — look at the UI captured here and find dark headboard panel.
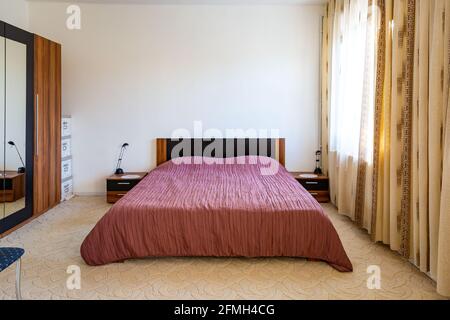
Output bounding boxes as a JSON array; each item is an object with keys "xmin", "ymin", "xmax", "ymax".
[{"xmin": 156, "ymin": 138, "xmax": 285, "ymax": 167}]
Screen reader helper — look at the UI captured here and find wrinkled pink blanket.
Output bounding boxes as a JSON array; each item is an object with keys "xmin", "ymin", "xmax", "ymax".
[{"xmin": 81, "ymin": 156, "xmax": 352, "ymax": 272}]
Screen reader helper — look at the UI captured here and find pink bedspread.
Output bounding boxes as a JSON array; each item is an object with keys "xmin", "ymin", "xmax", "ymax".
[{"xmin": 81, "ymin": 156, "xmax": 352, "ymax": 272}]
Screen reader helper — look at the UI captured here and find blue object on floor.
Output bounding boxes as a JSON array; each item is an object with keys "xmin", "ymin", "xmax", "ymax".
[{"xmin": 0, "ymin": 247, "xmax": 24, "ymax": 300}]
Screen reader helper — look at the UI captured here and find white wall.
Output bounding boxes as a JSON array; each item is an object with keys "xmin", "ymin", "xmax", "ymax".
[
  {"xmin": 28, "ymin": 2, "xmax": 324, "ymax": 194},
  {"xmin": 0, "ymin": 0, "xmax": 29, "ymax": 30}
]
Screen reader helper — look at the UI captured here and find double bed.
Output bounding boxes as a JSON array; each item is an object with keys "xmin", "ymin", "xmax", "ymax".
[{"xmin": 81, "ymin": 139, "xmax": 352, "ymax": 272}]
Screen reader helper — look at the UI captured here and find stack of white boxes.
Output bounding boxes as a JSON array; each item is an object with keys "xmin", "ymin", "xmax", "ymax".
[{"xmin": 61, "ymin": 116, "xmax": 74, "ymax": 201}]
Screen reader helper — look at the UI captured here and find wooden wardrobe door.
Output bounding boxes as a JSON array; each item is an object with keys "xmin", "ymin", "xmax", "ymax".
[
  {"xmin": 34, "ymin": 35, "xmax": 61, "ymax": 215},
  {"xmin": 34, "ymin": 35, "xmax": 49, "ymax": 215}
]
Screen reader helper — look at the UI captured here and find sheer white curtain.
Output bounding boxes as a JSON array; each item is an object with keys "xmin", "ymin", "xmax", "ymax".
[
  {"xmin": 328, "ymin": 0, "xmax": 376, "ymax": 227},
  {"xmin": 330, "ymin": 0, "xmax": 367, "ymax": 159}
]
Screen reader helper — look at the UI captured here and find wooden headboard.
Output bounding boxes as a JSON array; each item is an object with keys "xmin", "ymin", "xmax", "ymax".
[{"xmin": 156, "ymin": 138, "xmax": 285, "ymax": 167}]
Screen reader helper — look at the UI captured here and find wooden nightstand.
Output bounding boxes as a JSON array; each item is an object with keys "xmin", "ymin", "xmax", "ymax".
[
  {"xmin": 106, "ymin": 172, "xmax": 147, "ymax": 203},
  {"xmin": 290, "ymin": 172, "xmax": 330, "ymax": 203},
  {"xmin": 0, "ymin": 171, "xmax": 25, "ymax": 202}
]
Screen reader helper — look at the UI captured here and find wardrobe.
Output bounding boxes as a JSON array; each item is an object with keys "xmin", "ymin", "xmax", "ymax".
[{"xmin": 0, "ymin": 21, "xmax": 61, "ymax": 235}]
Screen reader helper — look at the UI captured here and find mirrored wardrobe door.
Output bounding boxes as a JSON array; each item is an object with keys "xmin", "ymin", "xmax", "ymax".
[
  {"xmin": 0, "ymin": 31, "xmax": 5, "ymax": 219},
  {"xmin": 0, "ymin": 22, "xmax": 33, "ymax": 235},
  {"xmin": 4, "ymin": 37, "xmax": 27, "ymax": 218}
]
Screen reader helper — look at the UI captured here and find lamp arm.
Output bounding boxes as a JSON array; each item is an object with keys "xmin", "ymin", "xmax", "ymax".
[
  {"xmin": 115, "ymin": 147, "xmax": 126, "ymax": 171},
  {"xmin": 14, "ymin": 145, "xmax": 25, "ymax": 168}
]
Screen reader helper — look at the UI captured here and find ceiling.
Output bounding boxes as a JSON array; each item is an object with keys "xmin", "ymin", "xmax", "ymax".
[{"xmin": 26, "ymin": 0, "xmax": 327, "ymax": 5}]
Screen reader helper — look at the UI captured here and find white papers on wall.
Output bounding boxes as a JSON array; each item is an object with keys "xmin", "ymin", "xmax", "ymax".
[{"xmin": 61, "ymin": 115, "xmax": 73, "ymax": 201}]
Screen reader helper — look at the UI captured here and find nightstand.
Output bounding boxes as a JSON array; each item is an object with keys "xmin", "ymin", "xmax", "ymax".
[
  {"xmin": 290, "ymin": 172, "xmax": 330, "ymax": 203},
  {"xmin": 0, "ymin": 171, "xmax": 25, "ymax": 202},
  {"xmin": 106, "ymin": 172, "xmax": 147, "ymax": 203}
]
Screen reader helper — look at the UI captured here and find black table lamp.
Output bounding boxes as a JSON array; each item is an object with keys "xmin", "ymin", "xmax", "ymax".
[
  {"xmin": 314, "ymin": 150, "xmax": 323, "ymax": 175},
  {"xmin": 115, "ymin": 143, "xmax": 129, "ymax": 174},
  {"xmin": 8, "ymin": 141, "xmax": 26, "ymax": 173}
]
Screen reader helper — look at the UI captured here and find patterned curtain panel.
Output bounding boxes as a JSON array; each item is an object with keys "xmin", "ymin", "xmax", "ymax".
[
  {"xmin": 324, "ymin": 0, "xmax": 450, "ymax": 296},
  {"xmin": 364, "ymin": 0, "xmax": 450, "ymax": 296},
  {"xmin": 371, "ymin": 0, "xmax": 394, "ymax": 245},
  {"xmin": 411, "ymin": 0, "xmax": 450, "ymax": 287},
  {"xmin": 439, "ymin": 86, "xmax": 450, "ymax": 296},
  {"xmin": 372, "ymin": 0, "xmax": 415, "ymax": 256},
  {"xmin": 418, "ymin": 0, "xmax": 450, "ymax": 297}
]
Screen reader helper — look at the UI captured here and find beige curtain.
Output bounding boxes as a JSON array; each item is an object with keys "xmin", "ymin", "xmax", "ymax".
[
  {"xmin": 369, "ymin": 0, "xmax": 450, "ymax": 296},
  {"xmin": 432, "ymin": 0, "xmax": 450, "ymax": 297},
  {"xmin": 411, "ymin": 0, "xmax": 450, "ymax": 287},
  {"xmin": 371, "ymin": 0, "xmax": 393, "ymax": 244},
  {"xmin": 438, "ymin": 86, "xmax": 450, "ymax": 296},
  {"xmin": 372, "ymin": 0, "xmax": 415, "ymax": 255},
  {"xmin": 324, "ymin": 0, "xmax": 450, "ymax": 297}
]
